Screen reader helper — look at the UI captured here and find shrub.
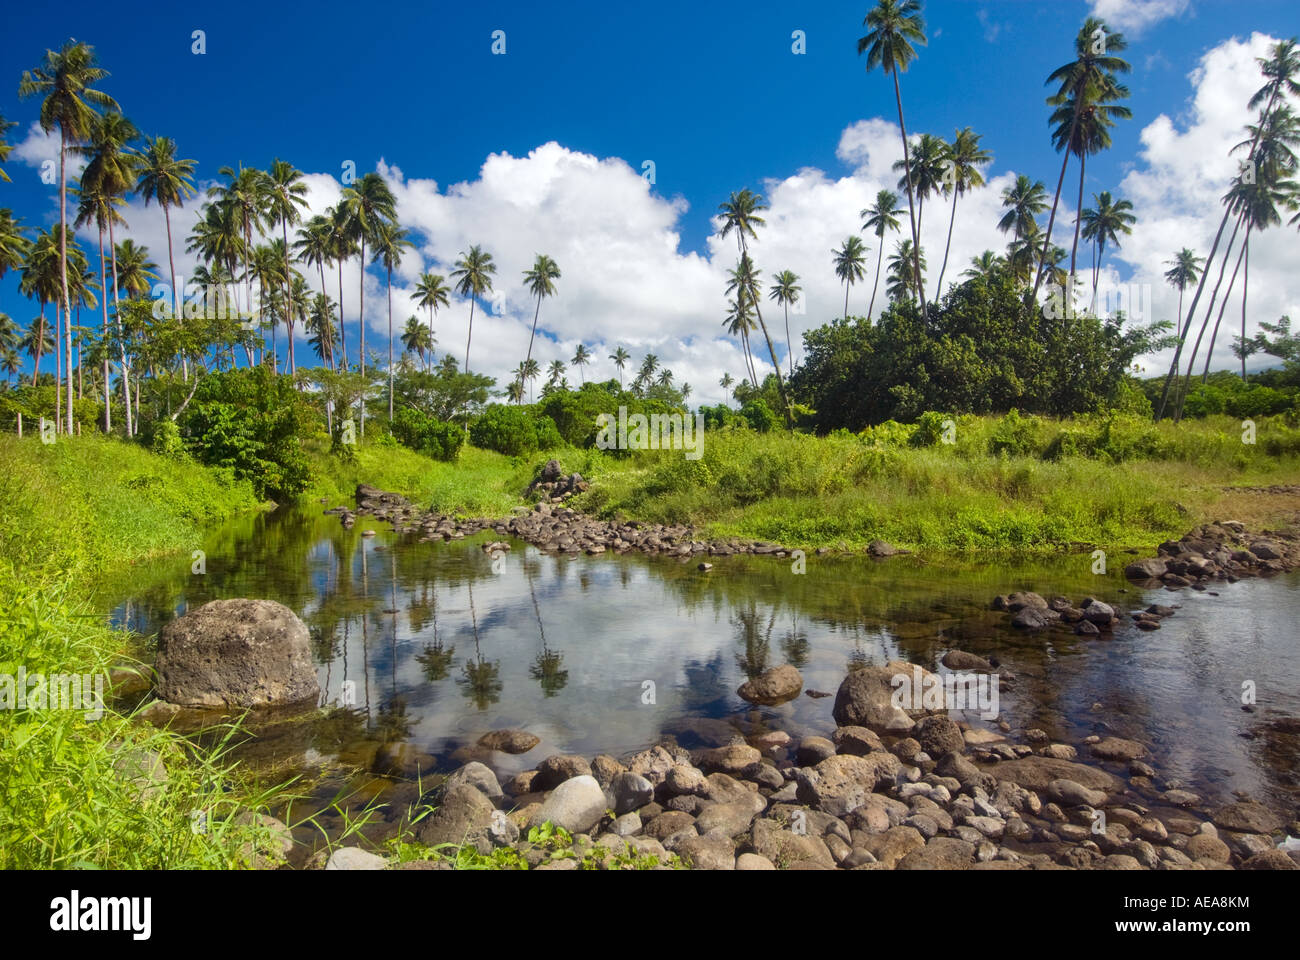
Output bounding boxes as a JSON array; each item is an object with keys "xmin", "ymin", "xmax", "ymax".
[
  {"xmin": 470, "ymin": 404, "xmax": 563, "ymax": 456},
  {"xmin": 987, "ymin": 409, "xmax": 1039, "ymax": 457},
  {"xmin": 740, "ymin": 399, "xmax": 779, "ymax": 433},
  {"xmin": 391, "ymin": 407, "xmax": 465, "ymax": 462}
]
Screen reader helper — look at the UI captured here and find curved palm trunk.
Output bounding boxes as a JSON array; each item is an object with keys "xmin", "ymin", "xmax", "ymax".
[
  {"xmin": 892, "ymin": 71, "xmax": 926, "ymax": 316},
  {"xmin": 1201, "ymin": 227, "xmax": 1248, "ymax": 382},
  {"xmin": 97, "ymin": 226, "xmax": 111, "ymax": 433},
  {"xmin": 1032, "ymin": 101, "xmax": 1080, "ymax": 307},
  {"xmin": 282, "ymin": 218, "xmax": 296, "ymax": 378},
  {"xmin": 1069, "ymin": 152, "xmax": 1086, "ymax": 285},
  {"xmin": 386, "ymin": 265, "xmax": 394, "ymax": 421},
  {"xmin": 107, "ymin": 219, "xmax": 132, "ymax": 436},
  {"xmin": 783, "ymin": 302, "xmax": 792, "ymax": 377},
  {"xmin": 1176, "ymin": 210, "xmax": 1245, "ymax": 419},
  {"xmin": 867, "ymin": 240, "xmax": 885, "ymax": 323},
  {"xmin": 358, "ymin": 238, "xmax": 367, "ymax": 437},
  {"xmin": 525, "ymin": 294, "xmax": 543, "ymax": 369},
  {"xmin": 1241, "ymin": 236, "xmax": 1250, "ymax": 380},
  {"xmin": 935, "ymin": 190, "xmax": 960, "ymax": 301}
]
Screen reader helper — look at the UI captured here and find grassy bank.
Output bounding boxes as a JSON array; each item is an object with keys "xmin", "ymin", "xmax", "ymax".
[{"xmin": 0, "ymin": 433, "xmax": 282, "ymax": 868}]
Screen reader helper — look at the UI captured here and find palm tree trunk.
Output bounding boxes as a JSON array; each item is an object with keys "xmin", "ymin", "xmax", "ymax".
[
  {"xmin": 1201, "ymin": 227, "xmax": 1248, "ymax": 382},
  {"xmin": 1032, "ymin": 101, "xmax": 1080, "ymax": 306},
  {"xmin": 59, "ymin": 125, "xmax": 73, "ymax": 435},
  {"xmin": 843, "ymin": 282, "xmax": 850, "ymax": 321},
  {"xmin": 97, "ymin": 226, "xmax": 111, "ymax": 433},
  {"xmin": 282, "ymin": 218, "xmax": 296, "ymax": 378},
  {"xmin": 164, "ymin": 205, "xmax": 187, "ymax": 383},
  {"xmin": 783, "ymin": 302, "xmax": 793, "ymax": 377},
  {"xmin": 32, "ymin": 301, "xmax": 45, "ymax": 387},
  {"xmin": 1176, "ymin": 210, "xmax": 1245, "ymax": 419},
  {"xmin": 1241, "ymin": 235, "xmax": 1250, "ymax": 380},
  {"xmin": 386, "ymin": 265, "xmax": 394, "ymax": 421},
  {"xmin": 935, "ymin": 189, "xmax": 959, "ymax": 300},
  {"xmin": 56, "ymin": 300, "xmax": 63, "ymax": 432},
  {"xmin": 892, "ymin": 71, "xmax": 926, "ymax": 316},
  {"xmin": 868, "ymin": 240, "xmax": 884, "ymax": 323},
  {"xmin": 337, "ymin": 259, "xmax": 347, "ymax": 370},
  {"xmin": 526, "ymin": 294, "xmax": 542, "ymax": 368},
  {"xmin": 1069, "ymin": 152, "xmax": 1086, "ymax": 284},
  {"xmin": 464, "ymin": 296, "xmax": 475, "ymax": 372},
  {"xmin": 108, "ymin": 219, "xmax": 132, "ymax": 437}
]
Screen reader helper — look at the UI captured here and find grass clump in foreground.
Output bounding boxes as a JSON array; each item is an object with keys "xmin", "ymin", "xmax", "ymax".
[{"xmin": 568, "ymin": 413, "xmax": 1300, "ymax": 553}]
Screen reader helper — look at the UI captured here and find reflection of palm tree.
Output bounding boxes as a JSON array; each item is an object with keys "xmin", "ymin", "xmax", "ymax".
[
  {"xmin": 732, "ymin": 604, "xmax": 775, "ymax": 678},
  {"xmin": 417, "ymin": 642, "xmax": 455, "ymax": 682},
  {"xmin": 525, "ymin": 557, "xmax": 568, "ymax": 697},
  {"xmin": 457, "ymin": 581, "xmax": 502, "ymax": 709},
  {"xmin": 780, "ymin": 616, "xmax": 810, "ymax": 669},
  {"xmin": 370, "ymin": 696, "xmax": 413, "ymax": 743}
]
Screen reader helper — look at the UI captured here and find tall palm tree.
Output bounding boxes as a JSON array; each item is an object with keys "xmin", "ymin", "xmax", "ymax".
[
  {"xmin": 307, "ymin": 293, "xmax": 339, "ymax": 368},
  {"xmin": 369, "ymin": 219, "xmax": 413, "ymax": 419},
  {"xmin": 18, "ymin": 227, "xmax": 59, "ymax": 386},
  {"xmin": 861, "ymin": 189, "xmax": 903, "ymax": 322},
  {"xmin": 414, "ymin": 271, "xmax": 450, "ymax": 342},
  {"xmin": 340, "ymin": 171, "xmax": 397, "ymax": 384},
  {"xmin": 401, "ymin": 315, "xmax": 434, "ymax": 370},
  {"xmin": 522, "ymin": 357, "xmax": 540, "ymax": 402},
  {"xmin": 891, "ymin": 132, "xmax": 947, "ymax": 245},
  {"xmin": 72, "ymin": 184, "xmax": 125, "ymax": 431},
  {"xmin": 998, "ymin": 174, "xmax": 1049, "ymax": 240},
  {"xmin": 546, "ymin": 359, "xmax": 566, "ymax": 387},
  {"xmin": 0, "ymin": 113, "xmax": 16, "ymax": 183},
  {"xmin": 0, "ymin": 209, "xmax": 30, "ymax": 341},
  {"xmin": 294, "ymin": 213, "xmax": 333, "ymax": 333},
  {"xmin": 934, "ymin": 127, "xmax": 992, "ymax": 298},
  {"xmin": 523, "ymin": 254, "xmax": 561, "ymax": 369},
  {"xmin": 113, "ymin": 238, "xmax": 157, "ymax": 298},
  {"xmin": 1080, "ymin": 190, "xmax": 1135, "ymax": 297},
  {"xmin": 961, "ymin": 250, "xmax": 1004, "ymax": 283},
  {"xmin": 250, "ymin": 244, "xmax": 285, "ymax": 363},
  {"xmin": 768, "ymin": 269, "xmax": 801, "ymax": 375},
  {"xmin": 74, "ymin": 110, "xmax": 137, "ymax": 432},
  {"xmin": 717, "ymin": 189, "xmax": 792, "ymax": 426},
  {"xmin": 609, "ymin": 346, "xmax": 630, "ymax": 389},
  {"xmin": 328, "ymin": 203, "xmax": 357, "ymax": 369},
  {"xmin": 722, "ymin": 295, "xmax": 759, "ymax": 387},
  {"xmin": 859, "ymin": 0, "xmax": 928, "ymax": 313},
  {"xmin": 136, "ymin": 136, "xmax": 197, "ymax": 339},
  {"xmin": 19, "ymin": 39, "xmax": 119, "ymax": 433},
  {"xmin": 265, "ymin": 158, "xmax": 309, "ymax": 376},
  {"xmin": 1163, "ymin": 248, "xmax": 1204, "ymax": 357},
  {"xmin": 720, "ymin": 372, "xmax": 735, "ymax": 395},
  {"xmin": 20, "ymin": 316, "xmax": 54, "ymax": 377},
  {"xmin": 1031, "ymin": 16, "xmax": 1130, "ymax": 305},
  {"xmin": 450, "ymin": 244, "xmax": 495, "ymax": 373},
  {"xmin": 832, "ymin": 236, "xmax": 869, "ymax": 319},
  {"xmin": 570, "ymin": 343, "xmax": 591, "ymax": 384}
]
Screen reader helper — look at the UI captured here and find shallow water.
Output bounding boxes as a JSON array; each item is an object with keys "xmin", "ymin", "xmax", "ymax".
[{"xmin": 99, "ymin": 504, "xmax": 1300, "ymax": 813}]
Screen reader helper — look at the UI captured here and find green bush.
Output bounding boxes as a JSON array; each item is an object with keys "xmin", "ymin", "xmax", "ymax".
[
  {"xmin": 987, "ymin": 409, "xmax": 1039, "ymax": 457},
  {"xmin": 470, "ymin": 404, "xmax": 563, "ymax": 457},
  {"xmin": 149, "ymin": 419, "xmax": 186, "ymax": 458},
  {"xmin": 910, "ymin": 411, "xmax": 953, "ymax": 448},
  {"xmin": 740, "ymin": 398, "xmax": 779, "ymax": 433},
  {"xmin": 391, "ymin": 407, "xmax": 465, "ymax": 462}
]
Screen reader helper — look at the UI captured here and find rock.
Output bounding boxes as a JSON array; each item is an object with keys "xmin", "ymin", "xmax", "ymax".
[
  {"xmin": 859, "ymin": 825, "xmax": 926, "ymax": 869},
  {"xmin": 677, "ymin": 834, "xmax": 735, "ymax": 870},
  {"xmin": 1249, "ymin": 540, "xmax": 1284, "ymax": 561},
  {"xmin": 831, "ymin": 726, "xmax": 884, "ymax": 756},
  {"xmin": 1046, "ymin": 779, "xmax": 1108, "ymax": 807},
  {"xmin": 476, "ymin": 729, "xmax": 540, "ymax": 755},
  {"xmin": 737, "ymin": 664, "xmax": 803, "ymax": 706},
  {"xmin": 325, "ymin": 847, "xmax": 387, "ymax": 870},
  {"xmin": 832, "ymin": 661, "xmax": 932, "ymax": 732},
  {"xmin": 642, "ymin": 810, "xmax": 697, "ymax": 841},
  {"xmin": 941, "ymin": 650, "xmax": 994, "ymax": 671},
  {"xmin": 897, "ymin": 837, "xmax": 976, "ymax": 870},
  {"xmin": 1081, "ymin": 600, "xmax": 1115, "ymax": 625},
  {"xmin": 111, "ymin": 746, "xmax": 168, "ymax": 802},
  {"xmin": 989, "ymin": 756, "xmax": 1123, "ymax": 794},
  {"xmin": 528, "ymin": 775, "xmax": 608, "ymax": 835},
  {"xmin": 749, "ymin": 819, "xmax": 834, "ymax": 867},
  {"xmin": 735, "ymin": 852, "xmax": 776, "ymax": 870},
  {"xmin": 533, "ymin": 754, "xmax": 593, "ymax": 791},
  {"xmin": 796, "ymin": 753, "xmax": 902, "ymax": 816},
  {"xmin": 611, "ymin": 812, "xmax": 642, "ymax": 837},
  {"xmin": 695, "ymin": 743, "xmax": 761, "ymax": 776},
  {"xmin": 694, "ymin": 796, "xmax": 765, "ymax": 838},
  {"xmin": 154, "ymin": 598, "xmax": 320, "ymax": 708},
  {"xmin": 622, "ymin": 746, "xmax": 677, "ymax": 785},
  {"xmin": 503, "ymin": 770, "xmax": 540, "ymax": 796},
  {"xmin": 795, "ymin": 736, "xmax": 836, "ymax": 766},
  {"xmin": 913, "ymin": 716, "xmax": 965, "ymax": 757},
  {"xmin": 663, "ymin": 764, "xmax": 707, "ymax": 797},
  {"xmin": 416, "ymin": 784, "xmax": 496, "ymax": 846},
  {"xmin": 609, "ymin": 772, "xmax": 655, "ymax": 815},
  {"xmin": 867, "ymin": 539, "xmax": 906, "ymax": 558},
  {"xmin": 1241, "ymin": 850, "xmax": 1298, "ymax": 870},
  {"xmin": 1075, "ymin": 620, "xmax": 1100, "ymax": 635},
  {"xmin": 1212, "ymin": 802, "xmax": 1282, "ymax": 835},
  {"xmin": 589, "ymin": 754, "xmax": 625, "ymax": 788},
  {"xmin": 438, "ymin": 761, "xmax": 503, "ymax": 801},
  {"xmin": 1185, "ymin": 833, "xmax": 1232, "ymax": 863},
  {"xmin": 1091, "ymin": 737, "xmax": 1146, "ymax": 761},
  {"xmin": 1011, "ymin": 607, "xmax": 1052, "ymax": 630},
  {"xmin": 1124, "ymin": 558, "xmax": 1168, "ymax": 580}
]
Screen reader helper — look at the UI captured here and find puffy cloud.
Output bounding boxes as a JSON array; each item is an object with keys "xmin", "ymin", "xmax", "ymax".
[
  {"xmin": 1089, "ymin": 0, "xmax": 1191, "ymax": 36},
  {"xmin": 11, "ymin": 122, "xmax": 87, "ymax": 184}
]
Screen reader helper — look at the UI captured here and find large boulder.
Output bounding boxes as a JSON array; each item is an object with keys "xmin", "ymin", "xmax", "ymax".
[
  {"xmin": 529, "ymin": 775, "xmax": 609, "ymax": 835},
  {"xmin": 832, "ymin": 661, "xmax": 933, "ymax": 732},
  {"xmin": 155, "ymin": 599, "xmax": 319, "ymax": 708}
]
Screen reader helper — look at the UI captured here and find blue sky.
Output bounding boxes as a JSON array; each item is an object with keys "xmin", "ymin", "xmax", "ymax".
[{"xmin": 2, "ymin": 0, "xmax": 1297, "ymax": 396}]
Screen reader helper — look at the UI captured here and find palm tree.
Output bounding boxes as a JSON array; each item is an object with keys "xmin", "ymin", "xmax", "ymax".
[
  {"xmin": 522, "ymin": 357, "xmax": 540, "ymax": 402},
  {"xmin": 523, "ymin": 254, "xmax": 561, "ymax": 369},
  {"xmin": 571, "ymin": 343, "xmax": 591, "ymax": 384},
  {"xmin": 75, "ymin": 110, "xmax": 138, "ymax": 432},
  {"xmin": 546, "ymin": 359, "xmax": 566, "ymax": 387},
  {"xmin": 656, "ymin": 368, "xmax": 673, "ymax": 388},
  {"xmin": 832, "ymin": 236, "xmax": 869, "ymax": 319},
  {"xmin": 610, "ymin": 346, "xmax": 630, "ymax": 389},
  {"xmin": 1080, "ymin": 190, "xmax": 1135, "ymax": 298},
  {"xmin": 341, "ymin": 171, "xmax": 397, "ymax": 385},
  {"xmin": 962, "ymin": 250, "xmax": 1002, "ymax": 282},
  {"xmin": 722, "ymin": 295, "xmax": 759, "ymax": 387},
  {"xmin": 19, "ymin": 315, "xmax": 54, "ymax": 377},
  {"xmin": 401, "ymin": 315, "xmax": 434, "ymax": 370},
  {"xmin": 136, "ymin": 136, "xmax": 197, "ymax": 335},
  {"xmin": 891, "ymin": 132, "xmax": 947, "ymax": 245},
  {"xmin": 0, "ymin": 113, "xmax": 16, "ymax": 183},
  {"xmin": 719, "ymin": 372, "xmax": 735, "ymax": 395},
  {"xmin": 998, "ymin": 174, "xmax": 1049, "ymax": 240},
  {"xmin": 369, "ymin": 219, "xmax": 413, "ymax": 419},
  {"xmin": 265, "ymin": 159, "xmax": 309, "ymax": 376},
  {"xmin": 859, "ymin": 0, "xmax": 928, "ymax": 314},
  {"xmin": 886, "ymin": 239, "xmax": 927, "ymax": 302},
  {"xmin": 306, "ymin": 293, "xmax": 339, "ymax": 368},
  {"xmin": 18, "ymin": 228, "xmax": 59, "ymax": 386},
  {"xmin": 19, "ymin": 39, "xmax": 119, "ymax": 433},
  {"xmin": 861, "ymin": 189, "xmax": 903, "ymax": 322},
  {"xmin": 250, "ymin": 244, "xmax": 285, "ymax": 363},
  {"xmin": 72, "ymin": 184, "xmax": 125, "ymax": 430},
  {"xmin": 1163, "ymin": 249, "xmax": 1204, "ymax": 355},
  {"xmin": 0, "ymin": 209, "xmax": 31, "ymax": 349},
  {"xmin": 934, "ymin": 127, "xmax": 992, "ymax": 298},
  {"xmin": 768, "ymin": 269, "xmax": 801, "ymax": 375},
  {"xmin": 114, "ymin": 239, "xmax": 157, "ymax": 298},
  {"xmin": 1031, "ymin": 17, "xmax": 1130, "ymax": 305},
  {"xmin": 414, "ymin": 272, "xmax": 450, "ymax": 344},
  {"xmin": 450, "ymin": 245, "xmax": 496, "ymax": 373},
  {"xmin": 0, "ymin": 346, "xmax": 20, "ymax": 384},
  {"xmin": 717, "ymin": 189, "xmax": 793, "ymax": 426},
  {"xmin": 328, "ymin": 203, "xmax": 358, "ymax": 369},
  {"xmin": 294, "ymin": 212, "xmax": 333, "ymax": 343}
]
